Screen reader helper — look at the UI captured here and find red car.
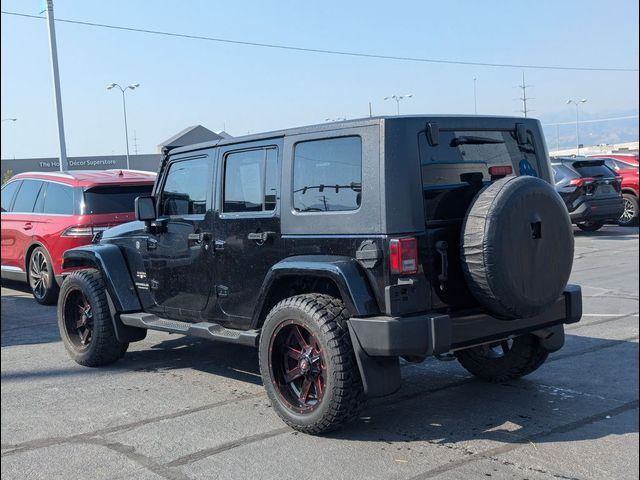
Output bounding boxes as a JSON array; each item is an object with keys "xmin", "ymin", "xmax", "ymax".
[
  {"xmin": 590, "ymin": 156, "xmax": 639, "ymax": 226},
  {"xmin": 1, "ymin": 170, "xmax": 156, "ymax": 303}
]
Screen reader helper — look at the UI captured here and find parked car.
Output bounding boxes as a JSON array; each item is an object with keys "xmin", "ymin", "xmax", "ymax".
[
  {"xmin": 551, "ymin": 157, "xmax": 624, "ymax": 232},
  {"xmin": 1, "ymin": 170, "xmax": 156, "ymax": 304},
  {"xmin": 587, "ymin": 153, "xmax": 638, "ymax": 168},
  {"xmin": 587, "ymin": 157, "xmax": 639, "ymax": 226},
  {"xmin": 57, "ymin": 116, "xmax": 581, "ymax": 434}
]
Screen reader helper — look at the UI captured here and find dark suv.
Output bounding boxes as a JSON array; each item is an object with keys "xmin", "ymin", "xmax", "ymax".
[
  {"xmin": 57, "ymin": 116, "xmax": 582, "ymax": 434},
  {"xmin": 551, "ymin": 157, "xmax": 624, "ymax": 231}
]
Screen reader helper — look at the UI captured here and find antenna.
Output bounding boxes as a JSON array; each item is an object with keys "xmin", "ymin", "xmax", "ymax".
[{"xmin": 516, "ymin": 72, "xmax": 534, "ymax": 117}]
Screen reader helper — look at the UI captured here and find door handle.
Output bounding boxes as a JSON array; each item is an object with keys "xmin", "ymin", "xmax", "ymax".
[
  {"xmin": 23, "ymin": 222, "xmax": 33, "ymax": 231},
  {"xmin": 247, "ymin": 231, "xmax": 275, "ymax": 243}
]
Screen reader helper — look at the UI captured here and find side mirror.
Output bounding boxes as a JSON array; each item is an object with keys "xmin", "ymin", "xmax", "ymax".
[{"xmin": 135, "ymin": 196, "xmax": 156, "ymax": 222}]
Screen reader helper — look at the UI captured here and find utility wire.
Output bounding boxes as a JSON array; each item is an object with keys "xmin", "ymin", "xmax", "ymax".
[
  {"xmin": 544, "ymin": 115, "xmax": 639, "ymax": 126},
  {"xmin": 2, "ymin": 10, "xmax": 639, "ymax": 73}
]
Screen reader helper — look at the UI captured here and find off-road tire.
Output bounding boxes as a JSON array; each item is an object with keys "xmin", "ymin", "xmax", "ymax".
[
  {"xmin": 259, "ymin": 294, "xmax": 364, "ymax": 434},
  {"xmin": 28, "ymin": 246, "xmax": 59, "ymax": 305},
  {"xmin": 577, "ymin": 220, "xmax": 605, "ymax": 232},
  {"xmin": 618, "ymin": 193, "xmax": 639, "ymax": 226},
  {"xmin": 57, "ymin": 269, "xmax": 128, "ymax": 367},
  {"xmin": 455, "ymin": 334, "xmax": 549, "ymax": 383}
]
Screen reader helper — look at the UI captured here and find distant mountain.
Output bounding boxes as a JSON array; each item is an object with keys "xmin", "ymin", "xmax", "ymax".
[{"xmin": 540, "ymin": 108, "xmax": 639, "ymax": 151}]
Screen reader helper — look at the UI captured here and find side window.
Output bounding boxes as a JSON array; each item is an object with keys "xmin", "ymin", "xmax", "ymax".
[
  {"xmin": 1, "ymin": 180, "xmax": 21, "ymax": 212},
  {"xmin": 293, "ymin": 136, "xmax": 362, "ymax": 212},
  {"xmin": 160, "ymin": 157, "xmax": 209, "ymax": 216},
  {"xmin": 223, "ymin": 147, "xmax": 278, "ymax": 213},
  {"xmin": 11, "ymin": 180, "xmax": 43, "ymax": 213},
  {"xmin": 43, "ymin": 183, "xmax": 74, "ymax": 215}
]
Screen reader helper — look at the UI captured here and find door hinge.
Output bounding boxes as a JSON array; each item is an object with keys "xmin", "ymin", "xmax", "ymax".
[{"xmin": 216, "ymin": 285, "xmax": 229, "ymax": 297}]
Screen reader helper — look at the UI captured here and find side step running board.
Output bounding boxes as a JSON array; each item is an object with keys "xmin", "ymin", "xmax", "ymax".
[{"xmin": 119, "ymin": 312, "xmax": 259, "ymax": 347}]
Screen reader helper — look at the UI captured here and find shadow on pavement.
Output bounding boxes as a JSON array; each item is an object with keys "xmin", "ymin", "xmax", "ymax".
[
  {"xmin": 2, "ymin": 328, "xmax": 638, "ymax": 451},
  {"xmin": 574, "ymin": 225, "xmax": 639, "ymax": 239},
  {"xmin": 1, "ymin": 282, "xmax": 59, "ymax": 347}
]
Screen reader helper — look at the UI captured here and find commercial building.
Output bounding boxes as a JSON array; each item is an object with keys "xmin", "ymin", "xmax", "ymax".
[{"xmin": 1, "ymin": 125, "xmax": 228, "ymax": 180}]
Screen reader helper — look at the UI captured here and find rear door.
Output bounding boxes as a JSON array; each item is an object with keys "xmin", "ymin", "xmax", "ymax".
[
  {"xmin": 418, "ymin": 123, "xmax": 547, "ymax": 310},
  {"xmin": 214, "ymin": 141, "xmax": 283, "ymax": 327},
  {"xmin": 571, "ymin": 160, "xmax": 621, "ymax": 199}
]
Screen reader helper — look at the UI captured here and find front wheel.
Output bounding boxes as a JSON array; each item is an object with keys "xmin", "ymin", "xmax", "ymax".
[
  {"xmin": 576, "ymin": 220, "xmax": 604, "ymax": 232},
  {"xmin": 57, "ymin": 269, "xmax": 128, "ymax": 367},
  {"xmin": 259, "ymin": 294, "xmax": 364, "ymax": 434},
  {"xmin": 455, "ymin": 334, "xmax": 549, "ymax": 382}
]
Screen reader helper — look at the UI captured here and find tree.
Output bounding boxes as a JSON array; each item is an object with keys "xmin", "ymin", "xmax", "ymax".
[{"xmin": 2, "ymin": 169, "xmax": 13, "ymax": 185}]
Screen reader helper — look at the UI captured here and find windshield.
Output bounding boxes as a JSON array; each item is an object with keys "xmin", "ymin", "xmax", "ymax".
[
  {"xmin": 82, "ymin": 185, "xmax": 153, "ymax": 215},
  {"xmin": 419, "ymin": 129, "xmax": 541, "ymax": 187}
]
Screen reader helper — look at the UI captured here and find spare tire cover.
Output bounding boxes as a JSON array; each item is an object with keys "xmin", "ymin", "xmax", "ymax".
[{"xmin": 460, "ymin": 175, "xmax": 574, "ymax": 319}]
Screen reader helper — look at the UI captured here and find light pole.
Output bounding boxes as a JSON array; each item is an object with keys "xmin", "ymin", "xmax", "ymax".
[
  {"xmin": 473, "ymin": 77, "xmax": 477, "ymax": 114},
  {"xmin": 1, "ymin": 118, "xmax": 17, "ymax": 160},
  {"xmin": 384, "ymin": 94, "xmax": 413, "ymax": 115},
  {"xmin": 107, "ymin": 83, "xmax": 140, "ymax": 169},
  {"xmin": 566, "ymin": 98, "xmax": 587, "ymax": 155}
]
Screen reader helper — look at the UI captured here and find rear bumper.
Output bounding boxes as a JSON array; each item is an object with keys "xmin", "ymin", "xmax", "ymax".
[
  {"xmin": 569, "ymin": 197, "xmax": 624, "ymax": 223},
  {"xmin": 348, "ymin": 285, "xmax": 582, "ymax": 358}
]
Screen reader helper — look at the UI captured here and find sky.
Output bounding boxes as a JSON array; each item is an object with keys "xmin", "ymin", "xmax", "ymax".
[{"xmin": 1, "ymin": 0, "xmax": 639, "ymax": 159}]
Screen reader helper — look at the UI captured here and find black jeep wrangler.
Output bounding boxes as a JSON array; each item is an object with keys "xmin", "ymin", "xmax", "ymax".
[{"xmin": 58, "ymin": 116, "xmax": 582, "ymax": 434}]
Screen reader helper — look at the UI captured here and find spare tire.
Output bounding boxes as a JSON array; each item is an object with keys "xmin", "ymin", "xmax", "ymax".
[{"xmin": 460, "ymin": 175, "xmax": 574, "ymax": 319}]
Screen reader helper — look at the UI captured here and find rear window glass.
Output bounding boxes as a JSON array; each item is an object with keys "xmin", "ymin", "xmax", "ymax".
[
  {"xmin": 83, "ymin": 185, "xmax": 153, "ymax": 215},
  {"xmin": 419, "ymin": 130, "xmax": 540, "ymax": 186},
  {"xmin": 293, "ymin": 136, "xmax": 362, "ymax": 212},
  {"xmin": 572, "ymin": 163, "xmax": 616, "ymax": 178},
  {"xmin": 44, "ymin": 183, "xmax": 74, "ymax": 215}
]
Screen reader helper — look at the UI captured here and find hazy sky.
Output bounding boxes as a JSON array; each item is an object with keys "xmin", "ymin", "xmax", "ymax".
[{"xmin": 1, "ymin": 0, "xmax": 638, "ymax": 159}]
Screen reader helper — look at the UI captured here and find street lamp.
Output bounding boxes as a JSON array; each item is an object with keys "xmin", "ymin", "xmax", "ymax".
[
  {"xmin": 384, "ymin": 94, "xmax": 413, "ymax": 115},
  {"xmin": 107, "ymin": 83, "xmax": 140, "ymax": 169},
  {"xmin": 566, "ymin": 98, "xmax": 587, "ymax": 155}
]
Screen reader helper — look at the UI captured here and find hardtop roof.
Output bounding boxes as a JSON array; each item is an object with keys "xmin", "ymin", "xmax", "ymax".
[{"xmin": 169, "ymin": 114, "xmax": 535, "ymax": 156}]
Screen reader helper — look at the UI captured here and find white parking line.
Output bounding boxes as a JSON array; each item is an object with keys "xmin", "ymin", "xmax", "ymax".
[{"xmin": 582, "ymin": 313, "xmax": 639, "ymax": 317}]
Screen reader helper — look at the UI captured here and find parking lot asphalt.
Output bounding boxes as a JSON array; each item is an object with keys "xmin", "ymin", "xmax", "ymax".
[{"xmin": 1, "ymin": 225, "xmax": 638, "ymax": 480}]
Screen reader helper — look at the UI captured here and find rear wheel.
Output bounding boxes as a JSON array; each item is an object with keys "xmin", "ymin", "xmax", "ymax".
[
  {"xmin": 28, "ymin": 247, "xmax": 59, "ymax": 305},
  {"xmin": 57, "ymin": 269, "xmax": 128, "ymax": 366},
  {"xmin": 259, "ymin": 294, "xmax": 364, "ymax": 434},
  {"xmin": 618, "ymin": 194, "xmax": 639, "ymax": 226},
  {"xmin": 577, "ymin": 220, "xmax": 604, "ymax": 232},
  {"xmin": 455, "ymin": 334, "xmax": 548, "ymax": 382}
]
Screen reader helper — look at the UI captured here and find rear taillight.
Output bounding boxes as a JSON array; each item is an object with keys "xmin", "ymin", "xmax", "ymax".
[
  {"xmin": 569, "ymin": 177, "xmax": 595, "ymax": 187},
  {"xmin": 390, "ymin": 237, "xmax": 418, "ymax": 275},
  {"xmin": 489, "ymin": 165, "xmax": 513, "ymax": 177},
  {"xmin": 62, "ymin": 225, "xmax": 110, "ymax": 237}
]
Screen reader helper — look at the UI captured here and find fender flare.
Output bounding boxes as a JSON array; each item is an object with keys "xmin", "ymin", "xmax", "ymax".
[
  {"xmin": 251, "ymin": 255, "xmax": 380, "ymax": 328},
  {"xmin": 63, "ymin": 244, "xmax": 145, "ymax": 343}
]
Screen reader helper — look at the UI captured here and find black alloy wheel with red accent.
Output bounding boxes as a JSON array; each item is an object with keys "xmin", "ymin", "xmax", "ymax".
[
  {"xmin": 259, "ymin": 294, "xmax": 364, "ymax": 434},
  {"xmin": 269, "ymin": 322, "xmax": 326, "ymax": 413},
  {"xmin": 57, "ymin": 269, "xmax": 129, "ymax": 367}
]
